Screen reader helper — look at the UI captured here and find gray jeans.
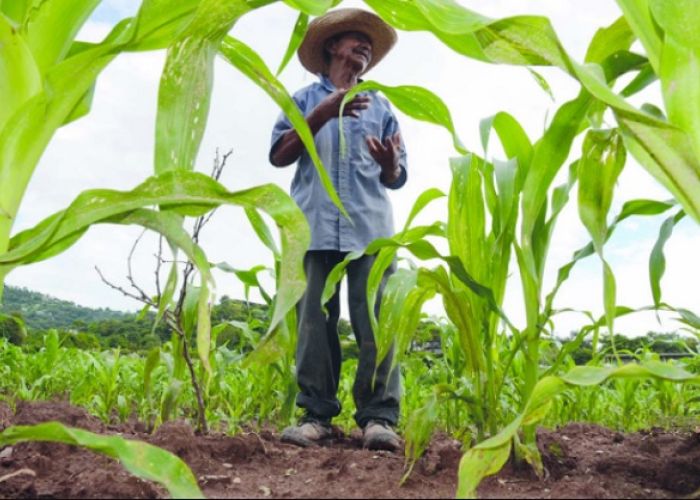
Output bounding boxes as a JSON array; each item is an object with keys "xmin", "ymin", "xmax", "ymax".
[{"xmin": 295, "ymin": 250, "xmax": 400, "ymax": 427}]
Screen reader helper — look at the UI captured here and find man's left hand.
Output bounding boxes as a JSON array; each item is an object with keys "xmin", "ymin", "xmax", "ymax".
[{"xmin": 366, "ymin": 133, "xmax": 402, "ymax": 185}]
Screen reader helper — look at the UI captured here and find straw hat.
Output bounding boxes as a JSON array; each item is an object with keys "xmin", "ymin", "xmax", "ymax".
[{"xmin": 298, "ymin": 8, "xmax": 397, "ymax": 75}]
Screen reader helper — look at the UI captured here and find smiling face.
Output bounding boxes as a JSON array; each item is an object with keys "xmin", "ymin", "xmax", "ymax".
[{"xmin": 325, "ymin": 31, "xmax": 373, "ymax": 74}]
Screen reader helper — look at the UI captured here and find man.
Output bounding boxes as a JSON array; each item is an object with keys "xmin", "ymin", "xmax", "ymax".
[{"xmin": 269, "ymin": 8, "xmax": 407, "ymax": 451}]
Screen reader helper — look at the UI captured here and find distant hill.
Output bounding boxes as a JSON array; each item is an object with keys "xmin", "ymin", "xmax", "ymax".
[
  {"xmin": 1, "ymin": 285, "xmax": 131, "ymax": 330},
  {"xmin": 0, "ymin": 285, "xmax": 356, "ymax": 352}
]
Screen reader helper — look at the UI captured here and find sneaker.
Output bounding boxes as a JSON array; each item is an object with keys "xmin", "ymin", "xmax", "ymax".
[
  {"xmin": 280, "ymin": 416, "xmax": 332, "ymax": 447},
  {"xmin": 362, "ymin": 419, "xmax": 401, "ymax": 451}
]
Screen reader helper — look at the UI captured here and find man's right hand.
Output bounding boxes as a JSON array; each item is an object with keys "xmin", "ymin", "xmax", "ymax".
[
  {"xmin": 312, "ymin": 89, "xmax": 370, "ymax": 123},
  {"xmin": 271, "ymin": 89, "xmax": 369, "ymax": 167}
]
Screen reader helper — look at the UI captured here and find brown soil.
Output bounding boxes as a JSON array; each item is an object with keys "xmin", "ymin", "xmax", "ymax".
[{"xmin": 0, "ymin": 401, "xmax": 699, "ymax": 499}]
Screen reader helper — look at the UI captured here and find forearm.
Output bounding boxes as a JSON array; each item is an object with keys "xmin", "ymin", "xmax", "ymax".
[{"xmin": 270, "ymin": 108, "xmax": 328, "ymax": 167}]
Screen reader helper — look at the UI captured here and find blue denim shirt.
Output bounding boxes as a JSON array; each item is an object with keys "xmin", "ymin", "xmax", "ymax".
[{"xmin": 270, "ymin": 75, "xmax": 408, "ymax": 252}]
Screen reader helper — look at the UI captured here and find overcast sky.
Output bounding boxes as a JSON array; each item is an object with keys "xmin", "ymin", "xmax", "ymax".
[{"xmin": 7, "ymin": 0, "xmax": 699, "ymax": 337}]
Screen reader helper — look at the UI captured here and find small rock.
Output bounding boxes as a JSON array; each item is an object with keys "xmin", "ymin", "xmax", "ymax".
[
  {"xmin": 259, "ymin": 485, "xmax": 271, "ymax": 497},
  {"xmin": 0, "ymin": 447, "xmax": 12, "ymax": 462},
  {"xmin": 232, "ymin": 477, "xmax": 242, "ymax": 484},
  {"xmin": 222, "ymin": 463, "xmax": 233, "ymax": 469},
  {"xmin": 304, "ymin": 478, "xmax": 313, "ymax": 484},
  {"xmin": 200, "ymin": 475, "xmax": 230, "ymax": 485},
  {"xmin": 284, "ymin": 468, "xmax": 297, "ymax": 476}
]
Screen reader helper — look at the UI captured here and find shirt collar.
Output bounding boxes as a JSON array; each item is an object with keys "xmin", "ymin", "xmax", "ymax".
[
  {"xmin": 318, "ymin": 74, "xmax": 365, "ymax": 92},
  {"xmin": 319, "ymin": 74, "xmax": 335, "ymax": 92}
]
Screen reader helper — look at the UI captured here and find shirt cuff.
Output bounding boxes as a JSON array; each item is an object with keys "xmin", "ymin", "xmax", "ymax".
[{"xmin": 381, "ymin": 165, "xmax": 407, "ymax": 190}]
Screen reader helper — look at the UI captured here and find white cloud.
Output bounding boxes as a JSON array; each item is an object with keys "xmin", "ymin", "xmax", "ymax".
[{"xmin": 6, "ymin": 0, "xmax": 698, "ymax": 337}]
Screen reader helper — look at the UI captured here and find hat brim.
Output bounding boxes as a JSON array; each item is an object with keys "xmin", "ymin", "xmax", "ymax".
[{"xmin": 298, "ymin": 9, "xmax": 397, "ymax": 75}]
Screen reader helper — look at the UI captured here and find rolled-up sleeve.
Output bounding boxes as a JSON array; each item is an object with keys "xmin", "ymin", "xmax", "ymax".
[
  {"xmin": 269, "ymin": 92, "xmax": 306, "ymax": 165},
  {"xmin": 381, "ymin": 109, "xmax": 408, "ymax": 190}
]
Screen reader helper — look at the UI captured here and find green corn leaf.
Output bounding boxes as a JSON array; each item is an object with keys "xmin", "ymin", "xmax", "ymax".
[
  {"xmin": 527, "ymin": 68, "xmax": 554, "ymax": 101},
  {"xmin": 0, "ymin": 422, "xmax": 203, "ymax": 498},
  {"xmin": 154, "ymin": 0, "xmax": 251, "ymax": 174},
  {"xmin": 160, "ymin": 378, "xmax": 184, "ymax": 423},
  {"xmin": 456, "ymin": 416, "xmax": 521, "ymax": 499},
  {"xmin": 341, "ymin": 81, "xmax": 466, "ymax": 155},
  {"xmin": 364, "ymin": 0, "xmax": 566, "ymax": 67},
  {"xmin": 129, "ymin": 0, "xmax": 199, "ymax": 52},
  {"xmin": 615, "ymin": 0, "xmax": 662, "ymax": 71},
  {"xmin": 0, "ymin": 171, "xmax": 309, "ymax": 340},
  {"xmin": 365, "ymin": 246, "xmax": 399, "ymax": 337},
  {"xmin": 143, "ymin": 346, "xmax": 161, "ymax": 401},
  {"xmin": 240, "ymin": 320, "xmax": 287, "ymax": 368},
  {"xmin": 244, "ymin": 207, "xmax": 280, "ymax": 259},
  {"xmin": 649, "ymin": 0, "xmax": 700, "ymax": 49},
  {"xmin": 419, "ymin": 265, "xmax": 483, "ymax": 374},
  {"xmin": 219, "ymin": 35, "xmax": 347, "ymax": 219},
  {"xmin": 375, "ymin": 268, "xmax": 435, "ymax": 368},
  {"xmin": 658, "ymin": 35, "xmax": 700, "ymax": 159},
  {"xmin": 62, "ymin": 83, "xmax": 96, "ymax": 126},
  {"xmin": 521, "ymin": 93, "xmax": 591, "ymax": 248},
  {"xmin": 675, "ymin": 308, "xmax": 700, "ymax": 330},
  {"xmin": 276, "ymin": 12, "xmax": 308, "ymax": 76},
  {"xmin": 616, "ymin": 198, "xmax": 676, "ymax": 220},
  {"xmin": 649, "ymin": 210, "xmax": 686, "ymax": 308},
  {"xmin": 182, "ymin": 285, "xmax": 202, "ymax": 339},
  {"xmin": 620, "ymin": 64, "xmax": 657, "ymax": 97},
  {"xmin": 448, "ymin": 155, "xmax": 485, "ymax": 280},
  {"xmin": 20, "ymin": 0, "xmax": 101, "ymax": 74},
  {"xmin": 402, "ymin": 390, "xmax": 440, "ymax": 484},
  {"xmin": 479, "ymin": 112, "xmax": 533, "ymax": 170},
  {"xmin": 1, "ymin": 0, "xmax": 29, "ymax": 23},
  {"xmin": 0, "ymin": 14, "xmax": 41, "ymax": 132},
  {"xmin": 282, "ymin": 0, "xmax": 335, "ymax": 16},
  {"xmin": 493, "ymin": 158, "xmax": 519, "ymax": 236},
  {"xmin": 584, "ymin": 17, "xmax": 635, "ymax": 65},
  {"xmin": 401, "ymin": 188, "xmax": 446, "ymax": 233},
  {"xmin": 578, "ymin": 129, "xmax": 626, "ymax": 253},
  {"xmin": 155, "ymin": 256, "xmax": 179, "ymax": 330},
  {"xmin": 214, "ymin": 262, "xmax": 272, "ymax": 304}
]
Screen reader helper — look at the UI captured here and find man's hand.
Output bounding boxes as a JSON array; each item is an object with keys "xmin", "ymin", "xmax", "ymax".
[
  {"xmin": 366, "ymin": 132, "xmax": 402, "ymax": 185},
  {"xmin": 312, "ymin": 88, "xmax": 370, "ymax": 124},
  {"xmin": 271, "ymin": 89, "xmax": 369, "ymax": 167}
]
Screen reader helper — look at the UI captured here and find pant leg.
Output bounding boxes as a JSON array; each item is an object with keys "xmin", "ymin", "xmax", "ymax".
[
  {"xmin": 295, "ymin": 250, "xmax": 343, "ymax": 420},
  {"xmin": 347, "ymin": 255, "xmax": 401, "ymax": 428}
]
